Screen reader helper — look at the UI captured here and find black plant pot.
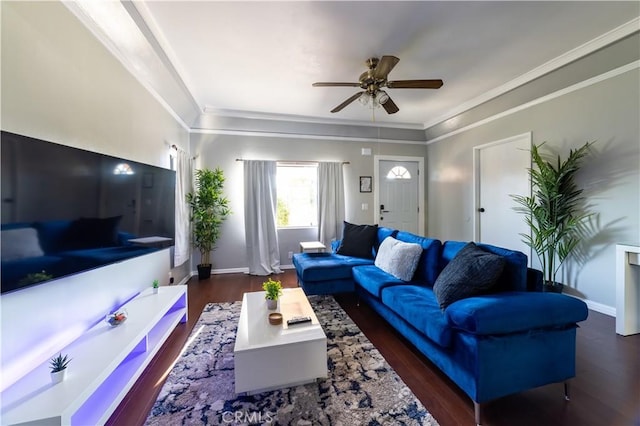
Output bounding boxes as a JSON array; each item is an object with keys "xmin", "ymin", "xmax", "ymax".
[
  {"xmin": 543, "ymin": 281, "xmax": 564, "ymax": 293},
  {"xmin": 197, "ymin": 264, "xmax": 212, "ymax": 280}
]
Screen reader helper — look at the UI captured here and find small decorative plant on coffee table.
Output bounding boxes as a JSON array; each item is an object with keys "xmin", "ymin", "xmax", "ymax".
[
  {"xmin": 49, "ymin": 353, "xmax": 71, "ymax": 384},
  {"xmin": 263, "ymin": 278, "xmax": 283, "ymax": 310}
]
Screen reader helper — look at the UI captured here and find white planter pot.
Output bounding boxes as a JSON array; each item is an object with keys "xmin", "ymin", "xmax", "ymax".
[
  {"xmin": 51, "ymin": 369, "xmax": 66, "ymax": 384},
  {"xmin": 153, "ymin": 287, "xmax": 159, "ymax": 294},
  {"xmin": 266, "ymin": 299, "xmax": 277, "ymax": 310}
]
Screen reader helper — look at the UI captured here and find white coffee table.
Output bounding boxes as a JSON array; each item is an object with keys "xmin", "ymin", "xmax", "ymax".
[{"xmin": 233, "ymin": 288, "xmax": 327, "ymax": 394}]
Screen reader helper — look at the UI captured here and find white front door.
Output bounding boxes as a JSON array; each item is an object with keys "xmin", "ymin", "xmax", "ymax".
[
  {"xmin": 474, "ymin": 133, "xmax": 531, "ymax": 261},
  {"xmin": 377, "ymin": 160, "xmax": 420, "ymax": 234}
]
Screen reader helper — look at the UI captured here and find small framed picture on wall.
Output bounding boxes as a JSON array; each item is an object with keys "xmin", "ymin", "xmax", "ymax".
[{"xmin": 360, "ymin": 176, "xmax": 372, "ymax": 193}]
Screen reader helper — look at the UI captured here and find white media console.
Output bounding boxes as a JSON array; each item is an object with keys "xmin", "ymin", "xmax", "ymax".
[{"xmin": 1, "ymin": 285, "xmax": 187, "ymax": 425}]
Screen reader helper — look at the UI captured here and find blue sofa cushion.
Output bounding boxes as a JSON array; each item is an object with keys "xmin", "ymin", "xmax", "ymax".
[
  {"xmin": 381, "ymin": 285, "xmax": 453, "ymax": 347},
  {"xmin": 395, "ymin": 231, "xmax": 442, "ymax": 286},
  {"xmin": 441, "ymin": 241, "xmax": 527, "ymax": 292},
  {"xmin": 374, "ymin": 236, "xmax": 423, "ymax": 281},
  {"xmin": 352, "ymin": 264, "xmax": 405, "ymax": 298},
  {"xmin": 433, "ymin": 242, "xmax": 506, "ymax": 310},
  {"xmin": 34, "ymin": 220, "xmax": 73, "ymax": 253},
  {"xmin": 375, "ymin": 227, "xmax": 397, "ymax": 254},
  {"xmin": 293, "ymin": 252, "xmax": 373, "ymax": 282},
  {"xmin": 336, "ymin": 222, "xmax": 378, "ymax": 259},
  {"xmin": 446, "ymin": 292, "xmax": 589, "ymax": 335}
]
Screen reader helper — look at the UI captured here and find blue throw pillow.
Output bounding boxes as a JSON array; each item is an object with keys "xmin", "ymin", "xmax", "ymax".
[
  {"xmin": 433, "ymin": 242, "xmax": 506, "ymax": 310},
  {"xmin": 336, "ymin": 221, "xmax": 378, "ymax": 259}
]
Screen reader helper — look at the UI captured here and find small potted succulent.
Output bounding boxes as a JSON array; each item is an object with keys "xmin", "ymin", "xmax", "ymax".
[
  {"xmin": 153, "ymin": 279, "xmax": 159, "ymax": 294},
  {"xmin": 263, "ymin": 278, "xmax": 283, "ymax": 310},
  {"xmin": 49, "ymin": 353, "xmax": 71, "ymax": 384}
]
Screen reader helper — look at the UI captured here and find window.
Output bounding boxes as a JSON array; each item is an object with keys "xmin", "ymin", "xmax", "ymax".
[
  {"xmin": 386, "ymin": 166, "xmax": 411, "ymax": 179},
  {"xmin": 276, "ymin": 164, "xmax": 318, "ymax": 228},
  {"xmin": 113, "ymin": 163, "xmax": 134, "ymax": 175}
]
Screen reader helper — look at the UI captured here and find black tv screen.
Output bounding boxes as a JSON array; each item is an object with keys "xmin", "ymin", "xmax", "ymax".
[{"xmin": 1, "ymin": 131, "xmax": 175, "ymax": 293}]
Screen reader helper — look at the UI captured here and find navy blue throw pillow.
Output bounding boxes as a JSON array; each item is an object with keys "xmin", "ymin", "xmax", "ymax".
[
  {"xmin": 336, "ymin": 222, "xmax": 378, "ymax": 259},
  {"xmin": 66, "ymin": 216, "xmax": 122, "ymax": 249},
  {"xmin": 433, "ymin": 242, "xmax": 506, "ymax": 310}
]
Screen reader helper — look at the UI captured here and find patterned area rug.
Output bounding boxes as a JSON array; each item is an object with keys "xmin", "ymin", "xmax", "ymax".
[{"xmin": 145, "ymin": 295, "xmax": 439, "ymax": 425}]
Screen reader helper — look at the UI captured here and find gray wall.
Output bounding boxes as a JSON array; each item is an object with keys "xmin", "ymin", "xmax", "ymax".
[
  {"xmin": 426, "ymin": 67, "xmax": 640, "ymax": 311},
  {"xmin": 190, "ymin": 132, "xmax": 426, "ymax": 270},
  {"xmin": 1, "ymin": 1, "xmax": 190, "ymax": 284}
]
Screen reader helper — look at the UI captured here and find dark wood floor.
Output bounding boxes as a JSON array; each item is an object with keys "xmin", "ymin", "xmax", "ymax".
[{"xmin": 107, "ymin": 270, "xmax": 640, "ymax": 426}]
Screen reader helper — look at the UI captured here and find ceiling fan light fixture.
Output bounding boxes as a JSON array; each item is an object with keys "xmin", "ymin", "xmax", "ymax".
[
  {"xmin": 358, "ymin": 92, "xmax": 371, "ymax": 106},
  {"xmin": 377, "ymin": 91, "xmax": 389, "ymax": 105}
]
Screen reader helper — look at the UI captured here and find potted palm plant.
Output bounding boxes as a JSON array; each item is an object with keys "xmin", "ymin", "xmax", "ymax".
[
  {"xmin": 513, "ymin": 142, "xmax": 593, "ymax": 292},
  {"xmin": 187, "ymin": 168, "xmax": 231, "ymax": 280}
]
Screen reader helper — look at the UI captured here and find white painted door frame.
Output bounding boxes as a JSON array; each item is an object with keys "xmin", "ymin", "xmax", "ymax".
[
  {"xmin": 472, "ymin": 132, "xmax": 531, "ymax": 260},
  {"xmin": 374, "ymin": 155, "xmax": 425, "ymax": 235}
]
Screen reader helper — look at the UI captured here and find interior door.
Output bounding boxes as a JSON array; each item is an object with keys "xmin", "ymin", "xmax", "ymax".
[
  {"xmin": 475, "ymin": 133, "xmax": 531, "ymax": 261},
  {"xmin": 378, "ymin": 160, "xmax": 419, "ymax": 233}
]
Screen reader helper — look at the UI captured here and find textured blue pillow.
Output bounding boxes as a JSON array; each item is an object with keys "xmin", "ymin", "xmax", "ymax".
[{"xmin": 433, "ymin": 242, "xmax": 506, "ymax": 310}]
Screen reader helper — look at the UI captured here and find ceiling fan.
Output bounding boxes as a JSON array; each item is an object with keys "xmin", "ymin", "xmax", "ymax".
[{"xmin": 312, "ymin": 55, "xmax": 443, "ymax": 114}]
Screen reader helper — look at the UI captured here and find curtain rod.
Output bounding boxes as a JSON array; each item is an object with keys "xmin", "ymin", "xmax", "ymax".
[
  {"xmin": 235, "ymin": 158, "xmax": 349, "ymax": 165},
  {"xmin": 171, "ymin": 144, "xmax": 198, "ymax": 160}
]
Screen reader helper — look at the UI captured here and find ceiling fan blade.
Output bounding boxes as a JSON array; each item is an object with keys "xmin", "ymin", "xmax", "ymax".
[
  {"xmin": 381, "ymin": 96, "xmax": 399, "ymax": 114},
  {"xmin": 312, "ymin": 82, "xmax": 360, "ymax": 87},
  {"xmin": 330, "ymin": 91, "xmax": 364, "ymax": 113},
  {"xmin": 387, "ymin": 79, "xmax": 443, "ymax": 89},
  {"xmin": 372, "ymin": 55, "xmax": 400, "ymax": 79}
]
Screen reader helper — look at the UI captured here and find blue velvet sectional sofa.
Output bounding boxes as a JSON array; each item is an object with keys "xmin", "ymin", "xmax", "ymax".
[
  {"xmin": 293, "ymin": 227, "xmax": 589, "ymax": 424},
  {"xmin": 1, "ymin": 218, "xmax": 155, "ymax": 292}
]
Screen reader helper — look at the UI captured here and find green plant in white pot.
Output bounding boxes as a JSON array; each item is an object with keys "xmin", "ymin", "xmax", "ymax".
[
  {"xmin": 513, "ymin": 142, "xmax": 593, "ymax": 292},
  {"xmin": 263, "ymin": 278, "xmax": 283, "ymax": 310},
  {"xmin": 49, "ymin": 353, "xmax": 71, "ymax": 384},
  {"xmin": 187, "ymin": 168, "xmax": 231, "ymax": 280}
]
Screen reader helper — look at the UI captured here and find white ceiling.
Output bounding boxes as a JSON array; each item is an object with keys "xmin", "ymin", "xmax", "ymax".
[{"xmin": 71, "ymin": 1, "xmax": 639, "ymax": 130}]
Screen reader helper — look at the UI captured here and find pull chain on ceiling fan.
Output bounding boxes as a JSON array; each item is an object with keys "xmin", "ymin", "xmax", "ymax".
[{"xmin": 312, "ymin": 55, "xmax": 443, "ymax": 115}]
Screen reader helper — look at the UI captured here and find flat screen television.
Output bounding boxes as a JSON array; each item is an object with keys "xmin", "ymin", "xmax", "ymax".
[{"xmin": 1, "ymin": 131, "xmax": 176, "ymax": 294}]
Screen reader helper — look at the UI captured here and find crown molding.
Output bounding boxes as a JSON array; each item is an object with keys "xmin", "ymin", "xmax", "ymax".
[
  {"xmin": 190, "ymin": 127, "xmax": 426, "ymax": 146},
  {"xmin": 423, "ymin": 17, "xmax": 640, "ymax": 130},
  {"xmin": 200, "ymin": 107, "xmax": 425, "ymax": 130},
  {"xmin": 64, "ymin": 1, "xmax": 198, "ymax": 131},
  {"xmin": 426, "ymin": 61, "xmax": 639, "ymax": 145}
]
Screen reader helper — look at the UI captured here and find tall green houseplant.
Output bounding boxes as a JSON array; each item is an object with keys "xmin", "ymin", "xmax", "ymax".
[
  {"xmin": 513, "ymin": 142, "xmax": 593, "ymax": 292},
  {"xmin": 187, "ymin": 168, "xmax": 231, "ymax": 279}
]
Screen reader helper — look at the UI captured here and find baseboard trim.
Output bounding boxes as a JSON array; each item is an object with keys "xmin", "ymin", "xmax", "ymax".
[
  {"xmin": 190, "ymin": 265, "xmax": 295, "ymax": 277},
  {"xmin": 583, "ymin": 299, "xmax": 616, "ymax": 317}
]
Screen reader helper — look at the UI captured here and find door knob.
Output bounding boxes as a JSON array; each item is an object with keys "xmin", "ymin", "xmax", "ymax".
[{"xmin": 478, "ymin": 207, "xmax": 485, "ymax": 212}]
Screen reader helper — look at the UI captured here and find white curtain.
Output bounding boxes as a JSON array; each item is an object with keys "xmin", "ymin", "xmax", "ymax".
[
  {"xmin": 174, "ymin": 149, "xmax": 193, "ymax": 267},
  {"xmin": 318, "ymin": 162, "xmax": 345, "ymax": 250},
  {"xmin": 244, "ymin": 160, "xmax": 282, "ymax": 275}
]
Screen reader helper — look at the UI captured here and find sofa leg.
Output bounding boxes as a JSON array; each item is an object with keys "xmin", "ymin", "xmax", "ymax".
[
  {"xmin": 474, "ymin": 401, "xmax": 481, "ymax": 425},
  {"xmin": 564, "ymin": 381, "xmax": 570, "ymax": 401}
]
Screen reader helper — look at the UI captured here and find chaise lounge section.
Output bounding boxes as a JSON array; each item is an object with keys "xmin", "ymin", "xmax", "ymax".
[{"xmin": 293, "ymin": 224, "xmax": 589, "ymax": 424}]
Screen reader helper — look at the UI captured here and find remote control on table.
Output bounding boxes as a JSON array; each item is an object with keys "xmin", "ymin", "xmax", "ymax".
[{"xmin": 287, "ymin": 316, "xmax": 312, "ymax": 326}]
